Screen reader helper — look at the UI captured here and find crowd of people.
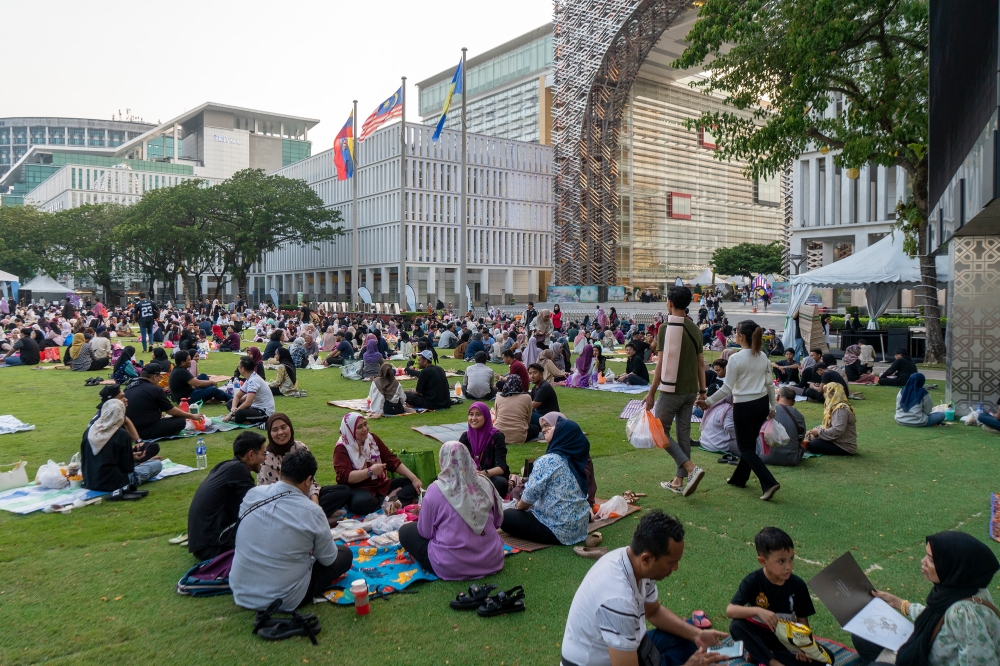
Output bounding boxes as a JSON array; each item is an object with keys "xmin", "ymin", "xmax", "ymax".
[{"xmin": 2, "ymin": 284, "xmax": 995, "ymax": 666}]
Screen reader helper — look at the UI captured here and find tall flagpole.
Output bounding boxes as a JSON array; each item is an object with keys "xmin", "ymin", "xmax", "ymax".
[
  {"xmin": 351, "ymin": 100, "xmax": 359, "ymax": 310},
  {"xmin": 458, "ymin": 48, "xmax": 468, "ymax": 315},
  {"xmin": 399, "ymin": 77, "xmax": 407, "ymax": 312}
]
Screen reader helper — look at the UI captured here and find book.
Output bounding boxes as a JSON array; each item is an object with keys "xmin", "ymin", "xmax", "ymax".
[{"xmin": 809, "ymin": 552, "xmax": 914, "ymax": 651}]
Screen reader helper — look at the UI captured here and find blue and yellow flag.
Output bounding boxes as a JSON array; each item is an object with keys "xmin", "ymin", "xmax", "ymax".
[
  {"xmin": 333, "ymin": 111, "xmax": 354, "ymax": 181},
  {"xmin": 432, "ymin": 58, "xmax": 464, "ymax": 142}
]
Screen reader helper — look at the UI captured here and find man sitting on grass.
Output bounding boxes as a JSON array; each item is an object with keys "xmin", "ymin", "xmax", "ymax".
[
  {"xmin": 561, "ymin": 510, "xmax": 727, "ymax": 666},
  {"xmin": 877, "ymin": 347, "xmax": 918, "ymax": 387},
  {"xmin": 125, "ymin": 364, "xmax": 205, "ymax": 441},
  {"xmin": 323, "ymin": 330, "xmax": 355, "ymax": 366},
  {"xmin": 169, "ymin": 350, "xmax": 229, "ymax": 404},
  {"xmin": 187, "ymin": 431, "xmax": 268, "ymax": 562},
  {"xmin": 404, "ymin": 350, "xmax": 452, "ymax": 410},
  {"xmin": 770, "ymin": 349, "xmax": 800, "ymax": 385},
  {"xmin": 229, "ymin": 449, "xmax": 353, "ymax": 611}
]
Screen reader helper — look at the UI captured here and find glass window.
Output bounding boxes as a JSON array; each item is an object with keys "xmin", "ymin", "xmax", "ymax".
[{"xmin": 754, "ymin": 174, "xmax": 780, "ymax": 206}]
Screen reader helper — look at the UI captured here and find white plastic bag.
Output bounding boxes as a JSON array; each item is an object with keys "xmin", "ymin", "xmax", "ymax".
[
  {"xmin": 596, "ymin": 495, "xmax": 629, "ymax": 519},
  {"xmin": 626, "ymin": 409, "xmax": 668, "ymax": 449},
  {"xmin": 760, "ymin": 418, "xmax": 790, "ymax": 448},
  {"xmin": 604, "ymin": 369, "xmax": 616, "ymax": 382},
  {"xmin": 36, "ymin": 460, "xmax": 68, "ymax": 489},
  {"xmin": 961, "ymin": 411, "xmax": 980, "ymax": 426},
  {"xmin": 369, "ymin": 513, "xmax": 406, "ymax": 535}
]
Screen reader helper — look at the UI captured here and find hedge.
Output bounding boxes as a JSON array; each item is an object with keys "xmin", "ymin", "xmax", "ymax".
[{"xmin": 828, "ymin": 315, "xmax": 947, "ymax": 330}]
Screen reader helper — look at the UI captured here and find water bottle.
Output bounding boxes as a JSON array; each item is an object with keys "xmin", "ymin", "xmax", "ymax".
[
  {"xmin": 196, "ymin": 437, "xmax": 207, "ymax": 470},
  {"xmin": 978, "ymin": 403, "xmax": 984, "ymax": 414}
]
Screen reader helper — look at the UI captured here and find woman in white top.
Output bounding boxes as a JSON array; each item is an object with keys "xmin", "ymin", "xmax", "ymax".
[{"xmin": 698, "ymin": 320, "xmax": 780, "ymax": 501}]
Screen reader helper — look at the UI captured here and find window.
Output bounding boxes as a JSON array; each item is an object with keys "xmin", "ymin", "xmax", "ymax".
[
  {"xmin": 668, "ymin": 192, "xmax": 692, "ymax": 219},
  {"xmin": 698, "ymin": 126, "xmax": 716, "ymax": 149},
  {"xmin": 754, "ymin": 174, "xmax": 780, "ymax": 206}
]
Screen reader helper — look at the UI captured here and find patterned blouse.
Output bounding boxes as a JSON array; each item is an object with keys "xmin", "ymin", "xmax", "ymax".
[
  {"xmin": 256, "ymin": 440, "xmax": 320, "ymax": 499},
  {"xmin": 909, "ymin": 588, "xmax": 1000, "ymax": 666},
  {"xmin": 521, "ymin": 453, "xmax": 589, "ymax": 545},
  {"xmin": 267, "ymin": 364, "xmax": 298, "ymax": 396}
]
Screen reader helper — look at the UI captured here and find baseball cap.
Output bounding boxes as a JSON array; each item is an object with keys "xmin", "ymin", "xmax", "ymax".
[{"xmin": 419, "ymin": 350, "xmax": 434, "ymax": 361}]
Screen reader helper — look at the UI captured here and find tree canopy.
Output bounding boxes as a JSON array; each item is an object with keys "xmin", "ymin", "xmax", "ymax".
[{"xmin": 710, "ymin": 241, "xmax": 783, "ymax": 278}]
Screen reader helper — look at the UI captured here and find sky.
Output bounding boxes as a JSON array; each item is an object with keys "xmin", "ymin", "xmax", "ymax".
[{"xmin": 2, "ymin": 0, "xmax": 553, "ymax": 151}]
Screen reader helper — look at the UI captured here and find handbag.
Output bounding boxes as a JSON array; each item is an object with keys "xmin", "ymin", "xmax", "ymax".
[
  {"xmin": 392, "ymin": 449, "xmax": 438, "ymax": 487},
  {"xmin": 0, "ymin": 461, "xmax": 29, "ymax": 492}
]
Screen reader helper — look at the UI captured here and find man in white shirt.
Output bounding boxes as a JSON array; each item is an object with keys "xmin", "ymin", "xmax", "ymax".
[
  {"xmin": 222, "ymin": 356, "xmax": 275, "ymax": 425},
  {"xmin": 230, "ymin": 449, "xmax": 352, "ymax": 611},
  {"xmin": 437, "ymin": 324, "xmax": 458, "ymax": 349},
  {"xmin": 463, "ymin": 351, "xmax": 496, "ymax": 400},
  {"xmin": 561, "ymin": 511, "xmax": 726, "ymax": 666}
]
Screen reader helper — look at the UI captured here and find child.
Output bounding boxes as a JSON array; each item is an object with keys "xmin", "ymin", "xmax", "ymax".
[{"xmin": 726, "ymin": 527, "xmax": 830, "ymax": 666}]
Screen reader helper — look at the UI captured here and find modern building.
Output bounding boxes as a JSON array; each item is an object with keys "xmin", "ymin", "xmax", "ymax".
[
  {"xmin": 249, "ymin": 122, "xmax": 554, "ymax": 306},
  {"xmin": 0, "ymin": 103, "xmax": 317, "ymax": 211},
  {"xmin": 0, "ymin": 116, "xmax": 154, "ymax": 182},
  {"xmin": 416, "ymin": 13, "xmax": 784, "ymax": 291}
]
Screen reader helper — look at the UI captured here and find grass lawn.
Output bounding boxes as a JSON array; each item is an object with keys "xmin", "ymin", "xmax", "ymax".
[{"xmin": 0, "ymin": 345, "xmax": 997, "ymax": 666}]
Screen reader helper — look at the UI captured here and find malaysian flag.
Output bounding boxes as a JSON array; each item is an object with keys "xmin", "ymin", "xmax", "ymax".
[{"xmin": 359, "ymin": 87, "xmax": 403, "ymax": 141}]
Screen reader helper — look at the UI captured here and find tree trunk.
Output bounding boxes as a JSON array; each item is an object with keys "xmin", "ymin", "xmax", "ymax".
[
  {"xmin": 917, "ymin": 220, "xmax": 945, "ymax": 364},
  {"xmin": 237, "ymin": 273, "xmax": 250, "ymax": 304}
]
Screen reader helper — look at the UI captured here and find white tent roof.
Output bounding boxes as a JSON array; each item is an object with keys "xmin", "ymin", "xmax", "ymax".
[
  {"xmin": 789, "ymin": 233, "xmax": 949, "ymax": 289},
  {"xmin": 0, "ymin": 269, "xmax": 19, "ymax": 282},
  {"xmin": 691, "ymin": 268, "xmax": 715, "ymax": 285},
  {"xmin": 21, "ymin": 275, "xmax": 70, "ymax": 292}
]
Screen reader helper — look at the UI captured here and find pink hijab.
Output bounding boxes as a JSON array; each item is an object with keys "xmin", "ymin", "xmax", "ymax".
[{"xmin": 466, "ymin": 401, "xmax": 498, "ymax": 466}]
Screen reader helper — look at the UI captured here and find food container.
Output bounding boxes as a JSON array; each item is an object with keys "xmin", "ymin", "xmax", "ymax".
[
  {"xmin": 69, "ymin": 475, "xmax": 83, "ymax": 489},
  {"xmin": 351, "ymin": 579, "xmax": 370, "ymax": 615}
]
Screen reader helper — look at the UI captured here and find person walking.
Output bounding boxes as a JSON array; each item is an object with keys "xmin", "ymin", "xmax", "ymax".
[
  {"xmin": 642, "ymin": 286, "xmax": 708, "ymax": 498},
  {"xmin": 697, "ymin": 320, "xmax": 780, "ymax": 501}
]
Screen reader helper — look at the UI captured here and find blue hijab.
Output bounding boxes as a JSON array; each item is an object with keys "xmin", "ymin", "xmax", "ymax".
[
  {"xmin": 899, "ymin": 372, "xmax": 927, "ymax": 412},
  {"xmin": 543, "ymin": 414, "xmax": 590, "ymax": 497}
]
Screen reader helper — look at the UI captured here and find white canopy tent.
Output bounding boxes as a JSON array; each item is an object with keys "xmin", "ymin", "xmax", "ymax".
[
  {"xmin": 20, "ymin": 275, "xmax": 71, "ymax": 301},
  {"xmin": 782, "ymin": 233, "xmax": 949, "ymax": 349},
  {"xmin": 0, "ymin": 269, "xmax": 20, "ymax": 303}
]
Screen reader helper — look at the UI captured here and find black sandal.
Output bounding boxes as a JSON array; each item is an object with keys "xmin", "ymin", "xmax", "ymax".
[
  {"xmin": 477, "ymin": 585, "xmax": 525, "ymax": 617},
  {"xmin": 253, "ymin": 599, "xmax": 321, "ymax": 645},
  {"xmin": 450, "ymin": 584, "xmax": 496, "ymax": 610},
  {"xmin": 106, "ymin": 486, "xmax": 143, "ymax": 501}
]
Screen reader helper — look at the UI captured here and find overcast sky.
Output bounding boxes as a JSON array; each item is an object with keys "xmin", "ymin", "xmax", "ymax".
[{"xmin": 3, "ymin": 0, "xmax": 553, "ymax": 151}]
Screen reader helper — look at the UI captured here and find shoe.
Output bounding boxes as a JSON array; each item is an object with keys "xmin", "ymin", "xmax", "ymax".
[
  {"xmin": 574, "ymin": 546, "xmax": 609, "ymax": 560},
  {"xmin": 691, "ymin": 439, "xmax": 701, "ymax": 447},
  {"xmin": 585, "ymin": 532, "xmax": 603, "ymax": 548},
  {"xmin": 660, "ymin": 481, "xmax": 683, "ymax": 494},
  {"xmin": 761, "ymin": 484, "xmax": 780, "ymax": 501},
  {"xmin": 168, "ymin": 532, "xmax": 189, "ymax": 544},
  {"xmin": 682, "ymin": 467, "xmax": 706, "ymax": 497},
  {"xmin": 726, "ymin": 478, "xmax": 747, "ymax": 489}
]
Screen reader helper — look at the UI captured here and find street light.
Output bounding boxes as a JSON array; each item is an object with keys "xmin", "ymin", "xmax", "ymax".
[{"xmin": 788, "ymin": 253, "xmax": 808, "ymax": 274}]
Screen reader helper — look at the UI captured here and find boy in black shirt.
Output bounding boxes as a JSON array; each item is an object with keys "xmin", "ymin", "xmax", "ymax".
[
  {"xmin": 527, "ymin": 364, "xmax": 561, "ymax": 427},
  {"xmin": 726, "ymin": 527, "xmax": 830, "ymax": 665}
]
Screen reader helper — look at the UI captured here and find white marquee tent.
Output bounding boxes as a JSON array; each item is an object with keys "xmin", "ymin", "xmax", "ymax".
[
  {"xmin": 0, "ymin": 269, "xmax": 19, "ymax": 302},
  {"xmin": 782, "ymin": 233, "xmax": 949, "ymax": 349},
  {"xmin": 20, "ymin": 275, "xmax": 71, "ymax": 300}
]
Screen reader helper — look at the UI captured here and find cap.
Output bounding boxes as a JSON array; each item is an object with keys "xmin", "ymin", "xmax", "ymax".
[{"xmin": 419, "ymin": 350, "xmax": 434, "ymax": 361}]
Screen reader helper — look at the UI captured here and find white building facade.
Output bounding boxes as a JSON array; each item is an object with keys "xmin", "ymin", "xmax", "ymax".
[{"xmin": 251, "ymin": 122, "xmax": 554, "ymax": 306}]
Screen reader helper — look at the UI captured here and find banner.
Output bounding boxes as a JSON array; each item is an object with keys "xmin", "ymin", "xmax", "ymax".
[
  {"xmin": 607, "ymin": 286, "xmax": 626, "ymax": 302},
  {"xmin": 579, "ymin": 286, "xmax": 599, "ymax": 303},
  {"xmin": 546, "ymin": 286, "xmax": 581, "ymax": 303}
]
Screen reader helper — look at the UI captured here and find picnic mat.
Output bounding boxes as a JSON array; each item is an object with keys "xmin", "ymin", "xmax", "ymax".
[
  {"xmin": 412, "ymin": 423, "xmax": 545, "ymax": 444},
  {"xmin": 992, "ymin": 493, "xmax": 1000, "ymax": 544},
  {"xmin": 0, "ymin": 459, "xmax": 195, "ymax": 514},
  {"xmin": 588, "ymin": 382, "xmax": 649, "ymax": 394},
  {"xmin": 724, "ymin": 639, "xmax": 860, "ymax": 666},
  {"xmin": 500, "ymin": 500, "xmax": 642, "ymax": 552},
  {"xmin": 362, "ymin": 370, "xmax": 464, "ymax": 382},
  {"xmin": 697, "ymin": 445, "xmax": 822, "ymax": 459},
  {"xmin": 327, "ymin": 398, "xmax": 424, "ymax": 416},
  {"xmin": 144, "ymin": 417, "xmax": 251, "ymax": 442},
  {"xmin": 0, "ymin": 415, "xmax": 35, "ymax": 435},
  {"xmin": 618, "ymin": 400, "xmax": 701, "ymax": 422}
]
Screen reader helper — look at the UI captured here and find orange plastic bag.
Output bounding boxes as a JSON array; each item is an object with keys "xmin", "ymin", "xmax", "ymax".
[{"xmin": 626, "ymin": 409, "xmax": 669, "ymax": 449}]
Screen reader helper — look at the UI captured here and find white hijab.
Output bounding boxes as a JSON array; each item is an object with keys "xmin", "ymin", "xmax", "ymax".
[
  {"xmin": 336, "ymin": 412, "xmax": 379, "ymax": 470},
  {"xmin": 88, "ymin": 399, "xmax": 125, "ymax": 455},
  {"xmin": 434, "ymin": 441, "xmax": 501, "ymax": 534}
]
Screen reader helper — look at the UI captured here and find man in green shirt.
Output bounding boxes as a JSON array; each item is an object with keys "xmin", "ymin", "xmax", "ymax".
[{"xmin": 642, "ymin": 286, "xmax": 708, "ymax": 497}]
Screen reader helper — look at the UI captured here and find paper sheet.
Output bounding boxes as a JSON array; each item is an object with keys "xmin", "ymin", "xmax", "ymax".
[{"xmin": 842, "ymin": 597, "xmax": 913, "ymax": 651}]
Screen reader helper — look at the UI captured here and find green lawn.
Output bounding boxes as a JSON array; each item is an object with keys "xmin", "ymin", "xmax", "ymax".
[{"xmin": 0, "ymin": 346, "xmax": 997, "ymax": 666}]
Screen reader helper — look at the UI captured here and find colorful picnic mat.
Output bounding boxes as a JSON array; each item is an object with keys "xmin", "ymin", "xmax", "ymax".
[
  {"xmin": 0, "ymin": 415, "xmax": 35, "ymax": 435},
  {"xmin": 587, "ymin": 382, "xmax": 649, "ymax": 394},
  {"xmin": 412, "ymin": 422, "xmax": 545, "ymax": 444},
  {"xmin": 992, "ymin": 493, "xmax": 1000, "ymax": 544},
  {"xmin": 144, "ymin": 416, "xmax": 250, "ymax": 442},
  {"xmin": 726, "ymin": 639, "xmax": 860, "ymax": 666},
  {"xmin": 0, "ymin": 459, "xmax": 195, "ymax": 514},
  {"xmin": 326, "ymin": 398, "xmax": 425, "ymax": 416}
]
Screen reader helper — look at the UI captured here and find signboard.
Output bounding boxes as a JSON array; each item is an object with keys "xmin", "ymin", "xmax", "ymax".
[
  {"xmin": 579, "ymin": 286, "xmax": 599, "ymax": 303},
  {"xmin": 358, "ymin": 286, "xmax": 373, "ymax": 304},
  {"xmin": 268, "ymin": 288, "xmax": 279, "ymax": 306},
  {"xmin": 770, "ymin": 281, "xmax": 790, "ymax": 303},
  {"xmin": 405, "ymin": 284, "xmax": 416, "ymax": 311},
  {"xmin": 607, "ymin": 286, "xmax": 626, "ymax": 302},
  {"xmin": 547, "ymin": 286, "xmax": 582, "ymax": 303}
]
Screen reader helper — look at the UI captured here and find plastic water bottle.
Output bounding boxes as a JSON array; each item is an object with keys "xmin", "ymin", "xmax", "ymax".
[
  {"xmin": 978, "ymin": 403, "xmax": 984, "ymax": 414},
  {"xmin": 196, "ymin": 437, "xmax": 207, "ymax": 470}
]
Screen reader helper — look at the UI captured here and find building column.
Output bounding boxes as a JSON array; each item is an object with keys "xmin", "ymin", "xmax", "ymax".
[
  {"xmin": 201, "ymin": 275, "xmax": 209, "ymax": 298},
  {"xmin": 481, "ymin": 268, "xmax": 489, "ymax": 305},
  {"xmin": 528, "ymin": 270, "xmax": 538, "ymax": 303},
  {"xmin": 859, "ymin": 164, "xmax": 872, "ymax": 223},
  {"xmin": 808, "ymin": 157, "xmax": 820, "ymax": 227},
  {"xmin": 365, "ymin": 268, "xmax": 374, "ymax": 297},
  {"xmin": 876, "ymin": 166, "xmax": 887, "ymax": 220},
  {"xmin": 325, "ymin": 271, "xmax": 333, "ymax": 298},
  {"xmin": 824, "ymin": 155, "xmax": 835, "ymax": 227},
  {"xmin": 427, "ymin": 266, "xmax": 436, "ymax": 304},
  {"xmin": 380, "ymin": 267, "xmax": 390, "ymax": 301},
  {"xmin": 398, "ymin": 268, "xmax": 407, "ymax": 306},
  {"xmin": 337, "ymin": 271, "xmax": 346, "ymax": 296},
  {"xmin": 505, "ymin": 268, "xmax": 514, "ymax": 304}
]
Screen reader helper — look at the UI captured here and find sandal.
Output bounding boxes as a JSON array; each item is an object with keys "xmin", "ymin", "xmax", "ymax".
[
  {"xmin": 169, "ymin": 532, "xmax": 189, "ymax": 545},
  {"xmin": 573, "ymin": 546, "xmax": 608, "ymax": 560},
  {"xmin": 253, "ymin": 600, "xmax": 321, "ymax": 645},
  {"xmin": 585, "ymin": 532, "xmax": 603, "ymax": 548},
  {"xmin": 106, "ymin": 488, "xmax": 143, "ymax": 501},
  {"xmin": 450, "ymin": 583, "xmax": 496, "ymax": 610},
  {"xmin": 477, "ymin": 585, "xmax": 525, "ymax": 617},
  {"xmin": 691, "ymin": 610, "xmax": 712, "ymax": 628}
]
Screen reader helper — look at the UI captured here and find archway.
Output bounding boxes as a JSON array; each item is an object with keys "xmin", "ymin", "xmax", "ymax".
[{"xmin": 552, "ymin": 0, "xmax": 695, "ymax": 286}]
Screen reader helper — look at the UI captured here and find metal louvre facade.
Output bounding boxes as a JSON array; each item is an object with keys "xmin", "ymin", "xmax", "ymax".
[{"xmin": 552, "ymin": 0, "xmax": 693, "ymax": 286}]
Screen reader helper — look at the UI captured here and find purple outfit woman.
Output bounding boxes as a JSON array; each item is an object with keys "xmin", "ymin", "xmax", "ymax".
[{"xmin": 569, "ymin": 344, "xmax": 595, "ymax": 388}]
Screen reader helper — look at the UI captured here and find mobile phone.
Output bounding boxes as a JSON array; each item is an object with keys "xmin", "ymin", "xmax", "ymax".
[{"xmin": 707, "ymin": 641, "xmax": 743, "ymax": 658}]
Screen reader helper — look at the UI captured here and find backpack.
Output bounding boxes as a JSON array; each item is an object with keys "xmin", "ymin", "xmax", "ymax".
[{"xmin": 176, "ymin": 550, "xmax": 235, "ymax": 597}]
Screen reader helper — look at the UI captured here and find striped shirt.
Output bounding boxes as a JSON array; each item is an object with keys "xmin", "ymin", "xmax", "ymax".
[{"xmin": 229, "ymin": 481, "xmax": 340, "ymax": 611}]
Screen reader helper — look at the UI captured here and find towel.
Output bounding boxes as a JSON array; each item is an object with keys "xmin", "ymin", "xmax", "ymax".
[{"xmin": 658, "ymin": 315, "xmax": 686, "ymax": 393}]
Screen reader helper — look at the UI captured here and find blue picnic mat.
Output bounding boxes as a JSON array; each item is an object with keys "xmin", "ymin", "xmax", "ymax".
[{"xmin": 727, "ymin": 638, "xmax": 860, "ymax": 666}]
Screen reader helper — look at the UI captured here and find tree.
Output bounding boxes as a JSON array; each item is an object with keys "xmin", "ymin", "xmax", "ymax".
[
  {"xmin": 53, "ymin": 203, "xmax": 128, "ymax": 302},
  {"xmin": 0, "ymin": 205, "xmax": 68, "ymax": 280},
  {"xmin": 710, "ymin": 241, "xmax": 784, "ymax": 278},
  {"xmin": 203, "ymin": 169, "xmax": 343, "ymax": 299},
  {"xmin": 675, "ymin": 0, "xmax": 942, "ymax": 361}
]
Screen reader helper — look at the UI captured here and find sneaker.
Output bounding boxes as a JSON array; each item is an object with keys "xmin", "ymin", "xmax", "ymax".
[
  {"xmin": 682, "ymin": 466, "xmax": 706, "ymax": 496},
  {"xmin": 660, "ymin": 481, "xmax": 683, "ymax": 494}
]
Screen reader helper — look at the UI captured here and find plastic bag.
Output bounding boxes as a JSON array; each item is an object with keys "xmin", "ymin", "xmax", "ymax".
[
  {"xmin": 775, "ymin": 621, "xmax": 832, "ymax": 664},
  {"xmin": 369, "ymin": 513, "xmax": 406, "ymax": 535},
  {"xmin": 36, "ymin": 460, "xmax": 68, "ymax": 489},
  {"xmin": 961, "ymin": 411, "xmax": 980, "ymax": 426},
  {"xmin": 626, "ymin": 409, "xmax": 669, "ymax": 449},
  {"xmin": 596, "ymin": 495, "xmax": 629, "ymax": 519},
  {"xmin": 760, "ymin": 418, "xmax": 790, "ymax": 449},
  {"xmin": 604, "ymin": 369, "xmax": 616, "ymax": 382},
  {"xmin": 340, "ymin": 359, "xmax": 363, "ymax": 381}
]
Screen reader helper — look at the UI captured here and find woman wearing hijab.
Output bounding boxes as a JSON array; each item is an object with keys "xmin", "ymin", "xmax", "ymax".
[
  {"xmin": 368, "ymin": 362, "xmax": 406, "ymax": 415},
  {"xmin": 494, "ymin": 375, "xmax": 537, "ymax": 444},
  {"xmin": 150, "ymin": 348, "xmax": 172, "ymax": 389},
  {"xmin": 533, "ymin": 309, "xmax": 553, "ymax": 336},
  {"xmin": 454, "ymin": 330, "xmax": 471, "ymax": 360},
  {"xmin": 464, "ymin": 331, "xmax": 487, "ymax": 362},
  {"xmin": 258, "ymin": 413, "xmax": 348, "ymax": 518},
  {"xmin": 458, "ymin": 402, "xmax": 509, "ymax": 496},
  {"xmin": 111, "ymin": 345, "xmax": 140, "ymax": 384},
  {"xmin": 267, "ymin": 347, "xmax": 305, "ymax": 397},
  {"xmin": 596, "ymin": 307, "xmax": 608, "ymax": 329},
  {"xmin": 893, "ymin": 372, "xmax": 943, "ymax": 427},
  {"xmin": 522, "ymin": 336, "xmax": 541, "ymax": 367},
  {"xmin": 321, "ymin": 326, "xmax": 338, "ymax": 352},
  {"xmin": 573, "ymin": 329, "xmax": 588, "ymax": 355},
  {"xmin": 501, "ymin": 412, "xmax": 591, "ymax": 545},
  {"xmin": 80, "ymin": 399, "xmax": 162, "ymax": 494},
  {"xmin": 246, "ymin": 346, "xmax": 266, "ymax": 379},
  {"xmin": 841, "ymin": 344, "xmax": 864, "ymax": 381},
  {"xmin": 63, "ymin": 329, "xmax": 85, "ymax": 365},
  {"xmin": 289, "ymin": 336, "xmax": 309, "ymax": 369},
  {"xmin": 852, "ymin": 531, "xmax": 1000, "ymax": 665},
  {"xmin": 569, "ymin": 344, "xmax": 596, "ymax": 388},
  {"xmin": 302, "ymin": 334, "xmax": 318, "ymax": 358},
  {"xmin": 550, "ymin": 341, "xmax": 567, "ymax": 373},
  {"xmin": 398, "ymin": 442, "xmax": 505, "ymax": 580},
  {"xmin": 360, "ymin": 336, "xmax": 383, "ymax": 380},
  {"xmin": 333, "ymin": 413, "xmax": 422, "ymax": 514},
  {"xmin": 601, "ymin": 329, "xmax": 617, "ymax": 352},
  {"xmin": 804, "ymin": 383, "xmax": 858, "ymax": 455}
]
